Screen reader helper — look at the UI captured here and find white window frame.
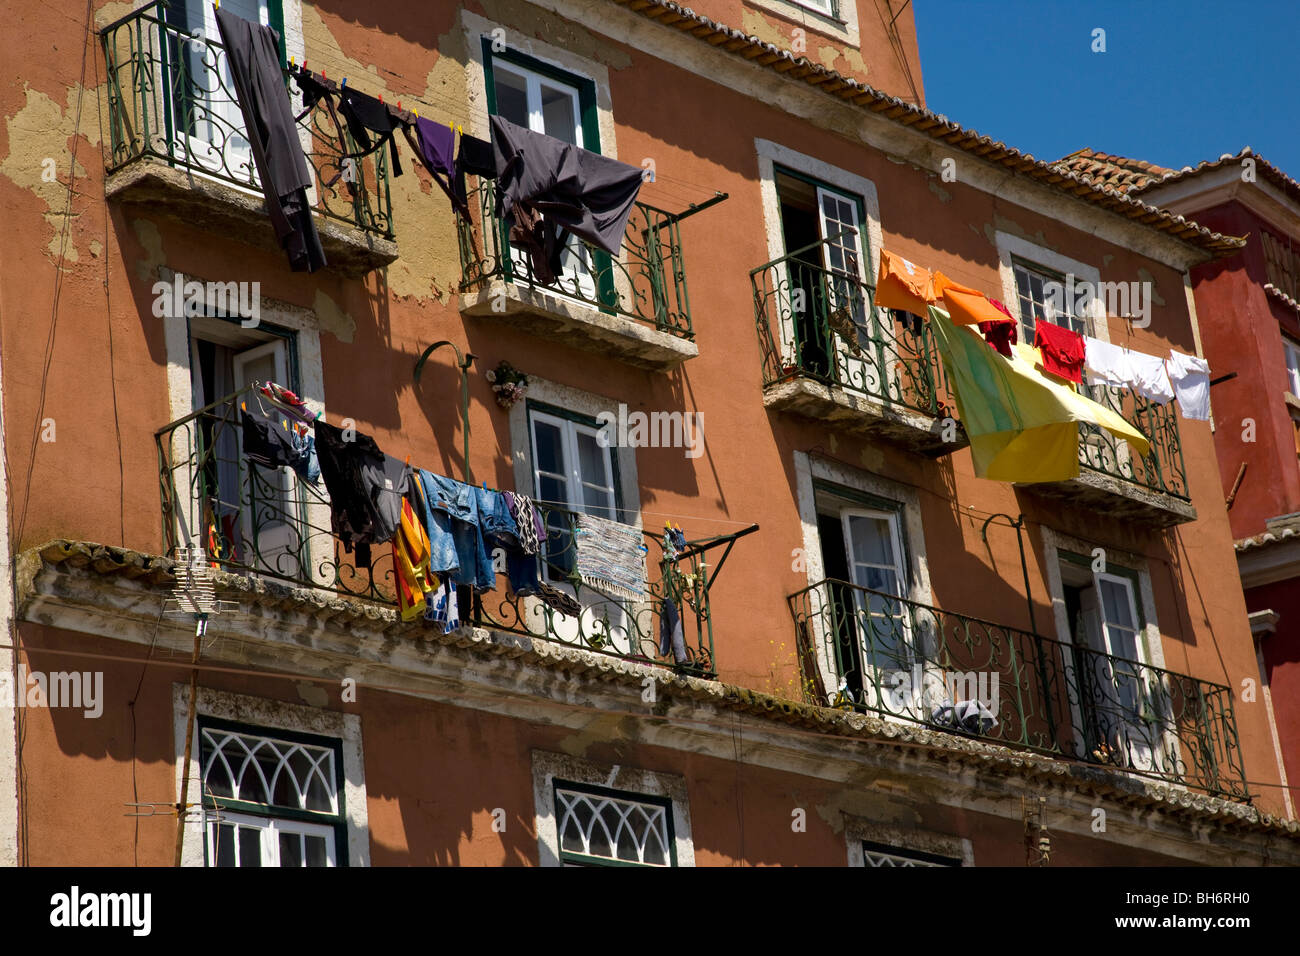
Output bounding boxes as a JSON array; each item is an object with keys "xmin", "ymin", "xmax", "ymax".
[
  {"xmin": 531, "ymin": 751, "xmax": 694, "ymax": 867},
  {"xmin": 206, "ymin": 809, "xmax": 338, "ymax": 867},
  {"xmin": 756, "ymin": 140, "xmax": 883, "ymax": 379},
  {"xmin": 528, "ymin": 409, "xmax": 617, "ymax": 520},
  {"xmin": 793, "ymin": 452, "xmax": 931, "ymax": 707},
  {"xmin": 1039, "ymin": 528, "xmax": 1181, "ymax": 786},
  {"xmin": 553, "ymin": 783, "xmax": 674, "ymax": 867},
  {"xmin": 994, "ymin": 231, "xmax": 1105, "ymax": 346},
  {"xmin": 1284, "ymin": 337, "xmax": 1300, "ymax": 396},
  {"xmin": 173, "ymin": 685, "xmax": 370, "ymax": 867}
]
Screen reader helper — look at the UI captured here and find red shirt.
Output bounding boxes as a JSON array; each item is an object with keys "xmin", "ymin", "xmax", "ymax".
[
  {"xmin": 978, "ymin": 320, "xmax": 1017, "ymax": 357},
  {"xmin": 1033, "ymin": 320, "xmax": 1084, "ymax": 383}
]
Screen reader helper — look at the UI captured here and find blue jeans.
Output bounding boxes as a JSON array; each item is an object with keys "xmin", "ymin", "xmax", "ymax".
[{"xmin": 417, "ymin": 471, "xmax": 494, "ymax": 591}]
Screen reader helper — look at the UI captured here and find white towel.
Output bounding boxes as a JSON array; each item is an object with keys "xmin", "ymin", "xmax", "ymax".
[
  {"xmin": 1127, "ymin": 350, "xmax": 1174, "ymax": 404},
  {"xmin": 1166, "ymin": 350, "xmax": 1211, "ymax": 421},
  {"xmin": 1083, "ymin": 336, "xmax": 1131, "ymax": 387}
]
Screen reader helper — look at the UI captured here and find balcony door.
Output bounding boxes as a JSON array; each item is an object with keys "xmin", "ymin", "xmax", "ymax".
[
  {"xmin": 231, "ymin": 340, "xmax": 302, "ymax": 579},
  {"xmin": 189, "ymin": 323, "xmax": 300, "ymax": 579},
  {"xmin": 489, "ymin": 57, "xmax": 598, "ymax": 301},
  {"xmin": 167, "ymin": 0, "xmax": 276, "ymax": 183},
  {"xmin": 1077, "ymin": 571, "xmax": 1157, "ymax": 772},
  {"xmin": 774, "ymin": 170, "xmax": 873, "ymax": 383}
]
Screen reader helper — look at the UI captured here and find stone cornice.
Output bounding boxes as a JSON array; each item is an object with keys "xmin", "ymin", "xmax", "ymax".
[{"xmin": 14, "ymin": 540, "xmax": 1300, "ymax": 863}]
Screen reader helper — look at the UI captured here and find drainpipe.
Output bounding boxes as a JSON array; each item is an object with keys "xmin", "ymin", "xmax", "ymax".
[{"xmin": 413, "ymin": 341, "xmax": 477, "ymax": 484}]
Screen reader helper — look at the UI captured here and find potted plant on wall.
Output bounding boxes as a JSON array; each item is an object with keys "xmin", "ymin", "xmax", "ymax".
[{"xmin": 486, "ymin": 360, "xmax": 529, "ymax": 410}]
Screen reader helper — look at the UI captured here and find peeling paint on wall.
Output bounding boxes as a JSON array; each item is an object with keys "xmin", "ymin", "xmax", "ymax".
[
  {"xmin": 0, "ymin": 85, "xmax": 99, "ymax": 263},
  {"xmin": 311, "ymin": 288, "xmax": 357, "ymax": 344},
  {"xmin": 130, "ymin": 218, "xmax": 166, "ymax": 282}
]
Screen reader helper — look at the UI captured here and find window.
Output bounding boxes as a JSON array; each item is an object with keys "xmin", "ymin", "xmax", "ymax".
[
  {"xmin": 1013, "ymin": 257, "xmax": 1089, "ymax": 340},
  {"xmin": 484, "ymin": 42, "xmax": 602, "ymax": 296},
  {"xmin": 199, "ymin": 718, "xmax": 346, "ymax": 867},
  {"xmin": 166, "ymin": 0, "xmax": 286, "ymax": 182},
  {"xmin": 529, "ymin": 403, "xmax": 620, "ymax": 521},
  {"xmin": 188, "ymin": 317, "xmax": 304, "ymax": 579},
  {"xmin": 553, "ymin": 781, "xmax": 675, "ymax": 867},
  {"xmin": 813, "ymin": 482, "xmax": 913, "ymax": 711},
  {"xmin": 861, "ymin": 841, "xmax": 960, "ymax": 867},
  {"xmin": 1284, "ymin": 338, "xmax": 1300, "ymax": 396},
  {"xmin": 1058, "ymin": 554, "xmax": 1159, "ymax": 773},
  {"xmin": 774, "ymin": 167, "xmax": 871, "ymax": 378}
]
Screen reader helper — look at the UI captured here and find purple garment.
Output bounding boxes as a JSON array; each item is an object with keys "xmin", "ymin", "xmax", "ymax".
[{"xmin": 415, "ymin": 116, "xmax": 455, "ymax": 177}]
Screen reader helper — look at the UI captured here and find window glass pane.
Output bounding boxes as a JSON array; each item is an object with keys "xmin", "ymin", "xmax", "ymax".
[
  {"xmin": 239, "ymin": 826, "xmax": 263, "ymax": 867},
  {"xmin": 576, "ymin": 431, "xmax": 610, "ymax": 490},
  {"xmin": 847, "ymin": 515, "xmax": 894, "ymax": 567},
  {"xmin": 493, "ymin": 67, "xmax": 529, "ymax": 127},
  {"xmin": 215, "ymin": 822, "xmax": 236, "ymax": 867},
  {"xmin": 534, "ymin": 420, "xmax": 565, "ymax": 475},
  {"xmin": 580, "ymin": 484, "xmax": 614, "ymax": 520},
  {"xmin": 1099, "ymin": 578, "xmax": 1136, "ymax": 630},
  {"xmin": 539, "ymin": 475, "xmax": 567, "ymax": 510},
  {"xmin": 304, "ymin": 835, "xmax": 329, "ymax": 867},
  {"xmin": 540, "ymin": 83, "xmax": 578, "ymax": 143},
  {"xmin": 304, "ymin": 761, "xmax": 333, "ymax": 813},
  {"xmin": 279, "ymin": 832, "xmax": 303, "ymax": 867}
]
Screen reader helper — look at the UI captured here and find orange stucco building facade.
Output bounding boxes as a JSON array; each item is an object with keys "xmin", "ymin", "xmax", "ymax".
[{"xmin": 0, "ymin": 0, "xmax": 1296, "ymax": 866}]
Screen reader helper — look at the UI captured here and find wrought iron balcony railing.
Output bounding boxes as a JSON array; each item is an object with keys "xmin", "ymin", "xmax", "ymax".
[
  {"xmin": 789, "ymin": 578, "xmax": 1249, "ymax": 800},
  {"xmin": 100, "ymin": 1, "xmax": 394, "ymax": 239},
  {"xmin": 1078, "ymin": 381, "xmax": 1189, "ymax": 500},
  {"xmin": 457, "ymin": 180, "xmax": 693, "ymax": 336},
  {"xmin": 751, "ymin": 239, "xmax": 952, "ymax": 419},
  {"xmin": 156, "ymin": 386, "xmax": 742, "ymax": 677}
]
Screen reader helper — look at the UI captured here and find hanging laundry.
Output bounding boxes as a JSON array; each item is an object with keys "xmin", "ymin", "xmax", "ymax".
[
  {"xmin": 425, "ymin": 576, "xmax": 461, "ymax": 633},
  {"xmin": 1126, "ymin": 350, "xmax": 1175, "ymax": 404},
  {"xmin": 409, "ymin": 116, "xmax": 468, "ymax": 215},
  {"xmin": 941, "ymin": 286, "xmax": 1014, "ymax": 327},
  {"xmin": 457, "ymin": 132, "xmax": 495, "ymax": 179},
  {"xmin": 392, "ymin": 495, "xmax": 434, "ymax": 622},
  {"xmin": 873, "ymin": 249, "xmax": 933, "ymax": 317},
  {"xmin": 213, "ymin": 9, "xmax": 325, "ymax": 272},
  {"xmin": 573, "ymin": 512, "xmax": 646, "ymax": 600},
  {"xmin": 1082, "ymin": 336, "xmax": 1131, "ymax": 388},
  {"xmin": 490, "ymin": 114, "xmax": 645, "ymax": 282},
  {"xmin": 504, "ymin": 491, "xmax": 542, "ymax": 555},
  {"xmin": 416, "ymin": 471, "xmax": 494, "ymax": 591},
  {"xmin": 1033, "ymin": 320, "xmax": 1085, "ymax": 384},
  {"xmin": 366, "ymin": 455, "xmax": 411, "ymax": 547},
  {"xmin": 289, "ymin": 67, "xmax": 349, "ymax": 187},
  {"xmin": 536, "ymin": 581, "xmax": 582, "ymax": 617},
  {"xmin": 259, "ymin": 381, "xmax": 317, "ymax": 426},
  {"xmin": 927, "ymin": 306, "xmax": 1149, "ymax": 483},
  {"xmin": 313, "ymin": 420, "xmax": 394, "ymax": 565},
  {"xmin": 659, "ymin": 597, "xmax": 688, "ymax": 664},
  {"xmin": 930, "ymin": 271, "xmax": 983, "ymax": 301},
  {"xmin": 1166, "ymin": 349, "xmax": 1212, "ymax": 421},
  {"xmin": 337, "ymin": 85, "xmax": 405, "ymax": 177},
  {"xmin": 240, "ymin": 409, "xmax": 297, "ymax": 470},
  {"xmin": 978, "ymin": 319, "xmax": 1018, "ymax": 358},
  {"xmin": 988, "ymin": 298, "xmax": 1014, "ymax": 319}
]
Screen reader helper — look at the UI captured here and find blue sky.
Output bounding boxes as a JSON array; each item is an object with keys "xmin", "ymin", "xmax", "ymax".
[{"xmin": 913, "ymin": 0, "xmax": 1300, "ymax": 176}]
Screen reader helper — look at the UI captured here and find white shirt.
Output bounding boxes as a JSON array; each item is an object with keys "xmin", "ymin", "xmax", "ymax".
[{"xmin": 1166, "ymin": 349, "xmax": 1211, "ymax": 421}]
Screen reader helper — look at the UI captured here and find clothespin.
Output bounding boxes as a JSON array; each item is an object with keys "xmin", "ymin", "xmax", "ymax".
[
  {"xmin": 290, "ymin": 56, "xmax": 295, "ymax": 67},
  {"xmin": 413, "ymin": 107, "xmax": 419, "ymax": 119},
  {"xmin": 378, "ymin": 93, "xmax": 384, "ymax": 103},
  {"xmin": 341, "ymin": 77, "xmax": 347, "ymax": 88},
  {"xmin": 396, "ymin": 100, "xmax": 401, "ymax": 110}
]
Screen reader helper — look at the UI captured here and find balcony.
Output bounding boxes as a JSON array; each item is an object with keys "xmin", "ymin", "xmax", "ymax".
[
  {"xmin": 456, "ymin": 181, "xmax": 700, "ymax": 370},
  {"xmin": 156, "ymin": 386, "xmax": 750, "ymax": 678},
  {"xmin": 789, "ymin": 579, "xmax": 1249, "ymax": 800},
  {"xmin": 99, "ymin": 2, "xmax": 396, "ymax": 276},
  {"xmin": 1025, "ymin": 382, "xmax": 1195, "ymax": 526},
  {"xmin": 751, "ymin": 241, "xmax": 968, "ymax": 457}
]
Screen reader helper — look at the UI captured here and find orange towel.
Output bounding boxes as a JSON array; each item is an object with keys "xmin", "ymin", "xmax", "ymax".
[
  {"xmin": 941, "ymin": 285, "xmax": 1014, "ymax": 326},
  {"xmin": 930, "ymin": 270, "xmax": 983, "ymax": 302},
  {"xmin": 874, "ymin": 249, "xmax": 933, "ymax": 316},
  {"xmin": 392, "ymin": 496, "xmax": 433, "ymax": 621}
]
